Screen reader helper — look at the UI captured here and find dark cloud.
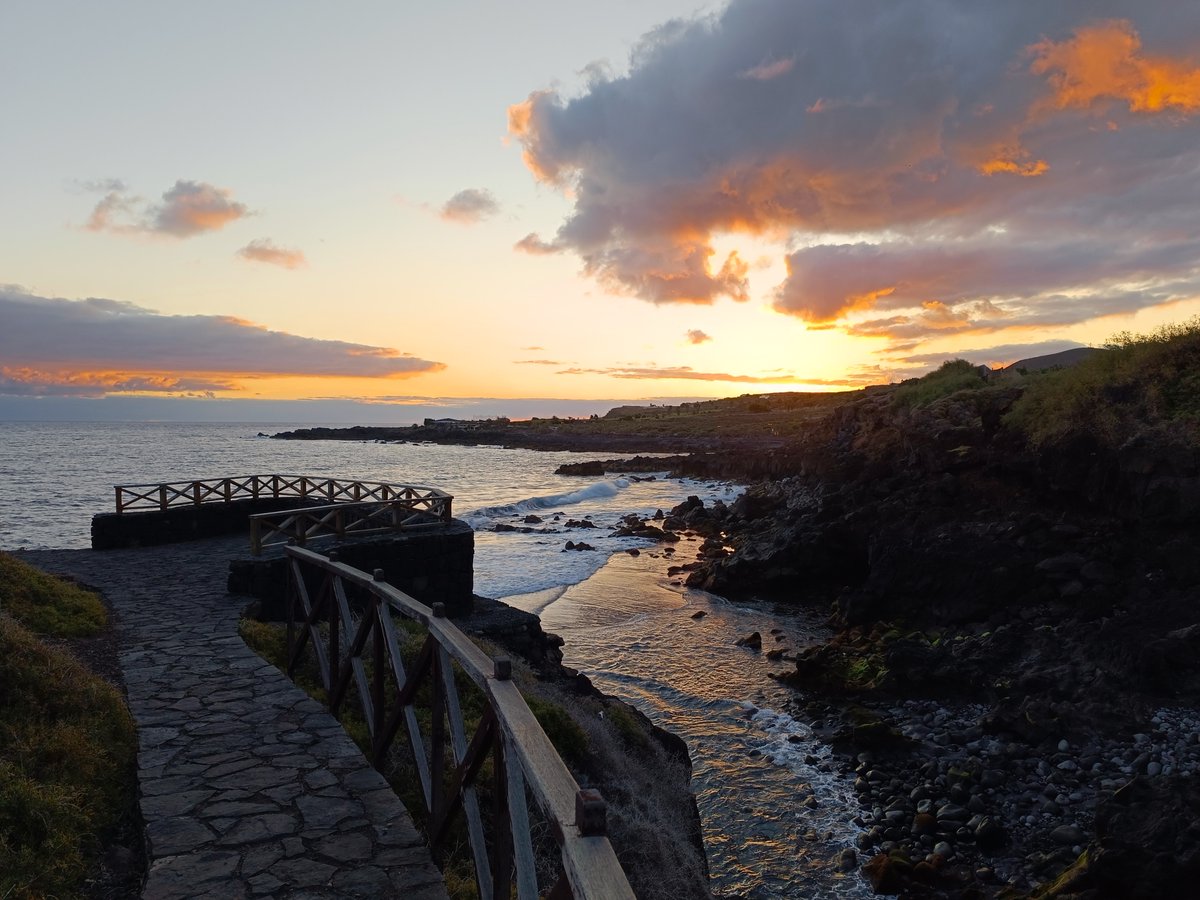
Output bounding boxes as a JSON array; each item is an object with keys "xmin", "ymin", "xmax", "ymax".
[
  {"xmin": 0, "ymin": 288, "xmax": 444, "ymax": 398},
  {"xmin": 685, "ymin": 329, "xmax": 712, "ymax": 344},
  {"xmin": 440, "ymin": 188, "xmax": 501, "ymax": 224},
  {"xmin": 83, "ymin": 179, "xmax": 251, "ymax": 237},
  {"xmin": 237, "ymin": 238, "xmax": 307, "ymax": 269},
  {"xmin": 510, "ymin": 0, "xmax": 1200, "ymax": 341},
  {"xmin": 0, "ymin": 369, "xmax": 231, "ymax": 398}
]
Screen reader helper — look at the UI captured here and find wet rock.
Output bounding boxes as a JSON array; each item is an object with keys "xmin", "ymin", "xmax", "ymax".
[
  {"xmin": 863, "ymin": 852, "xmax": 911, "ymax": 893},
  {"xmin": 1050, "ymin": 824, "xmax": 1087, "ymax": 845},
  {"xmin": 736, "ymin": 632, "xmax": 762, "ymax": 650},
  {"xmin": 975, "ymin": 817, "xmax": 1006, "ymax": 849}
]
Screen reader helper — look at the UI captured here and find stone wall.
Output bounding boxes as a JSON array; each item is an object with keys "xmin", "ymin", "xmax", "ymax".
[
  {"xmin": 228, "ymin": 521, "xmax": 476, "ymax": 619},
  {"xmin": 91, "ymin": 497, "xmax": 311, "ymax": 550}
]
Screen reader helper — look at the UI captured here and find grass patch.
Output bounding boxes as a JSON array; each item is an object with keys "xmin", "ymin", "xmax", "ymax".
[
  {"xmin": 525, "ymin": 695, "xmax": 589, "ymax": 766},
  {"xmin": 0, "ymin": 552, "xmax": 107, "ymax": 638},
  {"xmin": 893, "ymin": 359, "xmax": 988, "ymax": 408},
  {"xmin": 1007, "ymin": 317, "xmax": 1200, "ymax": 448},
  {"xmin": 0, "ymin": 614, "xmax": 137, "ymax": 899}
]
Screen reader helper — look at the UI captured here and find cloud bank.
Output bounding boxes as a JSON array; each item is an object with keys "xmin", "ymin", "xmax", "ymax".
[
  {"xmin": 509, "ymin": 0, "xmax": 1200, "ymax": 342},
  {"xmin": 0, "ymin": 288, "xmax": 444, "ymax": 398}
]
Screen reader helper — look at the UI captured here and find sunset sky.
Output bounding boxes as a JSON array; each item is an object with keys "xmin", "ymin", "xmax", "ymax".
[{"xmin": 3, "ymin": 0, "xmax": 1200, "ymax": 421}]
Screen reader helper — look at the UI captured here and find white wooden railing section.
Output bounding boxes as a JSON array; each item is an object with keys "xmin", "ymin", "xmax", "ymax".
[
  {"xmin": 114, "ymin": 474, "xmax": 452, "ymax": 516},
  {"xmin": 285, "ymin": 547, "xmax": 636, "ymax": 900},
  {"xmin": 111, "ymin": 476, "xmax": 454, "ymax": 556}
]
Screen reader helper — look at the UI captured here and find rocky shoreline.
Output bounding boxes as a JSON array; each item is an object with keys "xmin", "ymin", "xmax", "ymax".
[{"xmin": 557, "ymin": 381, "xmax": 1200, "ymax": 896}]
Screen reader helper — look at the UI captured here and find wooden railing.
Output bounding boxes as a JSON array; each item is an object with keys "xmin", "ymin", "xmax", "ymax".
[
  {"xmin": 113, "ymin": 475, "xmax": 452, "ymax": 517},
  {"xmin": 249, "ymin": 498, "xmax": 449, "ymax": 555},
  {"xmin": 285, "ymin": 547, "xmax": 635, "ymax": 900}
]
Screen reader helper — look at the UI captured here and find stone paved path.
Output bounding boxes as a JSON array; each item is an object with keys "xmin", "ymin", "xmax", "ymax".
[{"xmin": 20, "ymin": 538, "xmax": 449, "ymax": 900}]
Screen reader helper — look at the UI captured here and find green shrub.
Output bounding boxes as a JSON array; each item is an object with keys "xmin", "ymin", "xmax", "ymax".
[
  {"xmin": 525, "ymin": 695, "xmax": 589, "ymax": 766},
  {"xmin": 893, "ymin": 359, "xmax": 987, "ymax": 408},
  {"xmin": 0, "ymin": 615, "xmax": 136, "ymax": 899},
  {"xmin": 0, "ymin": 553, "xmax": 107, "ymax": 637},
  {"xmin": 602, "ymin": 703, "xmax": 649, "ymax": 751}
]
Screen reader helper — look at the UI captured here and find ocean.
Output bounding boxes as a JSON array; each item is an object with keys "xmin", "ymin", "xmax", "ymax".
[{"xmin": 0, "ymin": 421, "xmax": 868, "ymax": 898}]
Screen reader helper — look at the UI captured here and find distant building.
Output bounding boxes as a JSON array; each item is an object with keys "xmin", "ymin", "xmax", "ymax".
[{"xmin": 422, "ymin": 417, "xmax": 509, "ymax": 431}]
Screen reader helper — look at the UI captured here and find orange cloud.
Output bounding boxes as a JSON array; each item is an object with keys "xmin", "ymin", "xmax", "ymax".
[
  {"xmin": 507, "ymin": 93, "xmax": 562, "ymax": 184},
  {"xmin": 237, "ymin": 238, "xmax": 307, "ymax": 269},
  {"xmin": 978, "ymin": 155, "xmax": 1049, "ymax": 177},
  {"xmin": 1030, "ymin": 20, "xmax": 1200, "ymax": 115},
  {"xmin": 81, "ymin": 179, "xmax": 251, "ymax": 238}
]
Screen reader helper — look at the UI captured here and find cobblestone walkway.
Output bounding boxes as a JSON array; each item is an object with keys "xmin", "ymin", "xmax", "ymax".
[{"xmin": 20, "ymin": 538, "xmax": 448, "ymax": 900}]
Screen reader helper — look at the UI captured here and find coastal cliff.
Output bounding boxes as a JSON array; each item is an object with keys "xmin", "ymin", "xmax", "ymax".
[{"xmin": 675, "ymin": 332, "xmax": 1200, "ymax": 897}]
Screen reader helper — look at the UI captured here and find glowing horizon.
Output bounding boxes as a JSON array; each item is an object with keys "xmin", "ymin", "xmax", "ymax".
[{"xmin": 3, "ymin": 1, "xmax": 1199, "ymax": 417}]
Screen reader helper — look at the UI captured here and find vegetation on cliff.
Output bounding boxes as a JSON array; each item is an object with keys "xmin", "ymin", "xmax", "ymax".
[
  {"xmin": 1008, "ymin": 316, "xmax": 1200, "ymax": 449},
  {"xmin": 0, "ymin": 554, "xmax": 137, "ymax": 900}
]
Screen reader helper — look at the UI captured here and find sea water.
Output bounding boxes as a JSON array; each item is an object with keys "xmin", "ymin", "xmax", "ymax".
[{"xmin": 0, "ymin": 421, "xmax": 868, "ymax": 897}]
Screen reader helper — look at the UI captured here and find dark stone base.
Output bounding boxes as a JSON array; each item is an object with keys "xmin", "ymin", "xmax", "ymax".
[
  {"xmin": 229, "ymin": 521, "xmax": 475, "ymax": 619},
  {"xmin": 92, "ymin": 498, "xmax": 311, "ymax": 550}
]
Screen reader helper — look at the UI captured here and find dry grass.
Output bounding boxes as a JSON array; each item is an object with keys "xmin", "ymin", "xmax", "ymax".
[
  {"xmin": 0, "ymin": 552, "xmax": 107, "ymax": 638},
  {"xmin": 0, "ymin": 613, "xmax": 136, "ymax": 899},
  {"xmin": 1007, "ymin": 317, "xmax": 1200, "ymax": 448}
]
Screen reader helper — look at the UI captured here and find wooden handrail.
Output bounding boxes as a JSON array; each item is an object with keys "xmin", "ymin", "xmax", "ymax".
[
  {"xmin": 248, "ymin": 498, "xmax": 451, "ymax": 555},
  {"xmin": 285, "ymin": 547, "xmax": 635, "ymax": 900},
  {"xmin": 113, "ymin": 475, "xmax": 453, "ymax": 518}
]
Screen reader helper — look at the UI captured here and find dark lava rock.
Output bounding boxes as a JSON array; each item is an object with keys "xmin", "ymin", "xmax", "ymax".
[
  {"xmin": 736, "ymin": 632, "xmax": 763, "ymax": 650},
  {"xmin": 862, "ymin": 853, "xmax": 912, "ymax": 893},
  {"xmin": 1054, "ymin": 775, "xmax": 1200, "ymax": 899},
  {"xmin": 555, "ymin": 460, "xmax": 605, "ymax": 476}
]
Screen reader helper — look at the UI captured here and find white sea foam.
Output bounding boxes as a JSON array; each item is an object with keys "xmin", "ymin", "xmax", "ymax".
[{"xmin": 463, "ymin": 477, "xmax": 630, "ymax": 526}]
